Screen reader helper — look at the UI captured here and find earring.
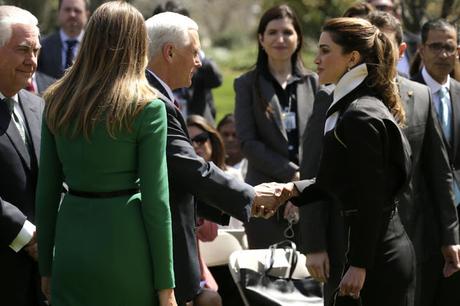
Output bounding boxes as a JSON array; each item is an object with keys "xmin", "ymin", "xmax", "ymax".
[{"xmin": 347, "ymin": 66, "xmax": 351, "ymax": 72}]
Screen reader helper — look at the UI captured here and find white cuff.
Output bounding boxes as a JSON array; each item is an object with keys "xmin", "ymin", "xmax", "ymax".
[{"xmin": 9, "ymin": 220, "xmax": 35, "ymax": 252}]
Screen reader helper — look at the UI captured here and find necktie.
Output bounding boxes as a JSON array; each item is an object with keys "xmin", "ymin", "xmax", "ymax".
[
  {"xmin": 4, "ymin": 97, "xmax": 28, "ymax": 145},
  {"xmin": 436, "ymin": 87, "xmax": 452, "ymax": 143},
  {"xmin": 435, "ymin": 88, "xmax": 460, "ymax": 206},
  {"xmin": 65, "ymin": 40, "xmax": 78, "ymax": 69}
]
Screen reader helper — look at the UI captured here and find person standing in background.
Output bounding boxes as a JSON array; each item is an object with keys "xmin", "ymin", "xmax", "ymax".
[
  {"xmin": 37, "ymin": 0, "xmax": 89, "ymax": 80},
  {"xmin": 412, "ymin": 18, "xmax": 460, "ymax": 306},
  {"xmin": 234, "ymin": 4, "xmax": 319, "ymax": 249}
]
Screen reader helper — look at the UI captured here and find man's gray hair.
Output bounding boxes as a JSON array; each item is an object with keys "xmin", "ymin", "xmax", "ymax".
[
  {"xmin": 0, "ymin": 6, "xmax": 39, "ymax": 47},
  {"xmin": 145, "ymin": 12, "xmax": 198, "ymax": 59}
]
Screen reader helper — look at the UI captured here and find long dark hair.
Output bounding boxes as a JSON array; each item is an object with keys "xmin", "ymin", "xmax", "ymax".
[
  {"xmin": 254, "ymin": 4, "xmax": 305, "ymax": 117},
  {"xmin": 323, "ymin": 17, "xmax": 405, "ymax": 124},
  {"xmin": 187, "ymin": 115, "xmax": 226, "ymax": 170},
  {"xmin": 255, "ymin": 4, "xmax": 304, "ymax": 73}
]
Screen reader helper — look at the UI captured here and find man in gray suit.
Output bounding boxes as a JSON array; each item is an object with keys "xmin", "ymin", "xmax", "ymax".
[
  {"xmin": 413, "ymin": 18, "xmax": 460, "ymax": 306},
  {"xmin": 0, "ymin": 6, "xmax": 46, "ymax": 306},
  {"xmin": 299, "ymin": 12, "xmax": 460, "ymax": 306},
  {"xmin": 37, "ymin": 0, "xmax": 89, "ymax": 80},
  {"xmin": 144, "ymin": 12, "xmax": 288, "ymax": 306}
]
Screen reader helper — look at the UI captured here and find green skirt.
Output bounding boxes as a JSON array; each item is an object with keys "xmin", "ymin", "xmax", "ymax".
[{"xmin": 51, "ymin": 194, "xmax": 158, "ymax": 306}]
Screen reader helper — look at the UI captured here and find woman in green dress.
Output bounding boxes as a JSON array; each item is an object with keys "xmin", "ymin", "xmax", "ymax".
[{"xmin": 35, "ymin": 2, "xmax": 176, "ymax": 306}]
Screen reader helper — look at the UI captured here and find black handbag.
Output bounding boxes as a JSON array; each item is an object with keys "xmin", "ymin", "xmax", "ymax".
[
  {"xmin": 329, "ymin": 287, "xmax": 363, "ymax": 306},
  {"xmin": 238, "ymin": 240, "xmax": 323, "ymax": 306}
]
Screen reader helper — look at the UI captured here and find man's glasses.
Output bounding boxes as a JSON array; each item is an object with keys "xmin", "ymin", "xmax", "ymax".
[
  {"xmin": 191, "ymin": 132, "xmax": 210, "ymax": 145},
  {"xmin": 426, "ymin": 42, "xmax": 458, "ymax": 56}
]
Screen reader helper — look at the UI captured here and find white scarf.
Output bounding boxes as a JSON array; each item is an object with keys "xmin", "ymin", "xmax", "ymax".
[{"xmin": 324, "ymin": 63, "xmax": 368, "ymax": 134}]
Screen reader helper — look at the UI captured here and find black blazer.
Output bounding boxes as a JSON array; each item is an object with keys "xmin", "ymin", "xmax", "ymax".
[
  {"xmin": 293, "ymin": 84, "xmax": 411, "ymax": 269},
  {"xmin": 398, "ymin": 76, "xmax": 459, "ymax": 263},
  {"xmin": 0, "ymin": 90, "xmax": 44, "ymax": 306},
  {"xmin": 187, "ymin": 57, "xmax": 222, "ymax": 125},
  {"xmin": 37, "ymin": 32, "xmax": 64, "ymax": 79},
  {"xmin": 146, "ymin": 71, "xmax": 255, "ymax": 303},
  {"xmin": 297, "ymin": 86, "xmax": 347, "ymax": 265},
  {"xmin": 234, "ymin": 69, "xmax": 319, "ymax": 185}
]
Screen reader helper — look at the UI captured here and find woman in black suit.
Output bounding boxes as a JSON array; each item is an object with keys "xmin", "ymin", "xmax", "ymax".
[
  {"xmin": 234, "ymin": 4, "xmax": 319, "ymax": 248},
  {"xmin": 287, "ymin": 17, "xmax": 415, "ymax": 305}
]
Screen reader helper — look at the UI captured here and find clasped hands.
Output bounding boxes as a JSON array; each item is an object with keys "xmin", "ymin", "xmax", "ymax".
[{"xmin": 252, "ymin": 182, "xmax": 298, "ymax": 219}]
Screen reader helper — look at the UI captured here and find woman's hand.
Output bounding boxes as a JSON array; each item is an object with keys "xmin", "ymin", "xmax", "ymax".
[
  {"xmin": 41, "ymin": 276, "xmax": 51, "ymax": 303},
  {"xmin": 158, "ymin": 288, "xmax": 177, "ymax": 306},
  {"xmin": 339, "ymin": 266, "xmax": 366, "ymax": 299}
]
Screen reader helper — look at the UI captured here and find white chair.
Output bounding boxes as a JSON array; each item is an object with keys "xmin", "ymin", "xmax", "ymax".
[{"xmin": 199, "ymin": 229, "xmax": 244, "ymax": 267}]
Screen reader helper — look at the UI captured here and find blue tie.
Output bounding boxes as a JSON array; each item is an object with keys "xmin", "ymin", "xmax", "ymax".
[
  {"xmin": 65, "ymin": 40, "xmax": 78, "ymax": 69},
  {"xmin": 436, "ymin": 87, "xmax": 452, "ymax": 143}
]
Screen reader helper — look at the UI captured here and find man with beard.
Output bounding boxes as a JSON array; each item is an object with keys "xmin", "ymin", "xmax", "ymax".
[{"xmin": 37, "ymin": 0, "xmax": 89, "ymax": 79}]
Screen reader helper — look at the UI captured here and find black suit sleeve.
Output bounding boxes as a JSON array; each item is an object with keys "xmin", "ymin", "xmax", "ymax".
[
  {"xmin": 423, "ymin": 90, "xmax": 459, "ymax": 245},
  {"xmin": 165, "ymin": 103, "xmax": 255, "ymax": 223},
  {"xmin": 0, "ymin": 197, "xmax": 27, "ymax": 247}
]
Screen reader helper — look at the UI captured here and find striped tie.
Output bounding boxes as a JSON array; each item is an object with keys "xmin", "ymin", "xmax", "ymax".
[{"xmin": 4, "ymin": 97, "xmax": 28, "ymax": 145}]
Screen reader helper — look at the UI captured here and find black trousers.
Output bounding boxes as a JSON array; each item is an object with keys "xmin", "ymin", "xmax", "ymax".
[
  {"xmin": 335, "ymin": 212, "xmax": 415, "ymax": 306},
  {"xmin": 433, "ymin": 205, "xmax": 460, "ymax": 306}
]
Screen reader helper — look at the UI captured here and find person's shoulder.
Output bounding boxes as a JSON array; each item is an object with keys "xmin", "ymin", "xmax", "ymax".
[
  {"xmin": 19, "ymin": 89, "xmax": 44, "ymax": 104},
  {"xmin": 345, "ymin": 95, "xmax": 390, "ymax": 123},
  {"xmin": 40, "ymin": 31, "xmax": 60, "ymax": 46},
  {"xmin": 398, "ymin": 75, "xmax": 429, "ymax": 92},
  {"xmin": 234, "ymin": 68, "xmax": 257, "ymax": 84}
]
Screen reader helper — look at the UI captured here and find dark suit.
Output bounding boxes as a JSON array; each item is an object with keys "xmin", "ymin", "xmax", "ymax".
[
  {"xmin": 187, "ymin": 57, "xmax": 222, "ymax": 125},
  {"xmin": 146, "ymin": 71, "xmax": 255, "ymax": 304},
  {"xmin": 234, "ymin": 68, "xmax": 319, "ymax": 248},
  {"xmin": 297, "ymin": 86, "xmax": 346, "ymax": 306},
  {"xmin": 293, "ymin": 83, "xmax": 415, "ymax": 306},
  {"xmin": 0, "ymin": 90, "xmax": 45, "ymax": 306},
  {"xmin": 412, "ymin": 72, "xmax": 460, "ymax": 306},
  {"xmin": 37, "ymin": 32, "xmax": 64, "ymax": 79}
]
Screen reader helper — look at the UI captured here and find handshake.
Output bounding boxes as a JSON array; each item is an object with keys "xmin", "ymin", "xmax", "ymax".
[{"xmin": 251, "ymin": 182, "xmax": 299, "ymax": 219}]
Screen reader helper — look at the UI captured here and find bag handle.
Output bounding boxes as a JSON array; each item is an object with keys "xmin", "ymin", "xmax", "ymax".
[
  {"xmin": 265, "ymin": 240, "xmax": 298, "ymax": 280},
  {"xmin": 329, "ymin": 287, "xmax": 363, "ymax": 306}
]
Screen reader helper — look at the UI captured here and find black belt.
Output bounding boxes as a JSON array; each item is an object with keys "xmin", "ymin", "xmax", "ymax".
[
  {"xmin": 341, "ymin": 205, "xmax": 397, "ymax": 217},
  {"xmin": 68, "ymin": 188, "xmax": 139, "ymax": 198}
]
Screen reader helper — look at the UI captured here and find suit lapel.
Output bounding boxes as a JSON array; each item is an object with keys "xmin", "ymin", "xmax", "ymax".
[
  {"xmin": 19, "ymin": 91, "xmax": 41, "ymax": 162},
  {"xmin": 258, "ymin": 75, "xmax": 287, "ymax": 140},
  {"xmin": 450, "ymin": 79, "xmax": 460, "ymax": 159},
  {"xmin": 146, "ymin": 70, "xmax": 189, "ymax": 137},
  {"xmin": 296, "ymin": 78, "xmax": 314, "ymax": 140},
  {"xmin": 0, "ymin": 97, "xmax": 31, "ymax": 168},
  {"xmin": 397, "ymin": 77, "xmax": 415, "ymax": 123}
]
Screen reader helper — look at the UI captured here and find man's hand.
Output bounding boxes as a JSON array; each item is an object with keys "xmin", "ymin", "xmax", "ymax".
[
  {"xmin": 24, "ymin": 231, "xmax": 38, "ymax": 261},
  {"xmin": 441, "ymin": 244, "xmax": 460, "ymax": 277},
  {"xmin": 306, "ymin": 251, "xmax": 330, "ymax": 283},
  {"xmin": 252, "ymin": 182, "xmax": 299, "ymax": 218}
]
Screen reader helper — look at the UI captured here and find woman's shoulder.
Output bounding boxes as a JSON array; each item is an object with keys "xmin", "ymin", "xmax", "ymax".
[
  {"xmin": 136, "ymin": 98, "xmax": 167, "ymax": 121},
  {"xmin": 235, "ymin": 69, "xmax": 257, "ymax": 85},
  {"xmin": 340, "ymin": 95, "xmax": 394, "ymax": 129}
]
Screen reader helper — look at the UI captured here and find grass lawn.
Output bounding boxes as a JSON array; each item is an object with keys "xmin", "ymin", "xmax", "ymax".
[{"xmin": 213, "ymin": 67, "xmax": 243, "ymax": 124}]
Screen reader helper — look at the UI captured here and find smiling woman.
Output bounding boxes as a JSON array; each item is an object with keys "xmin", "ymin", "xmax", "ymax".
[{"xmin": 233, "ymin": 4, "xmax": 319, "ymax": 249}]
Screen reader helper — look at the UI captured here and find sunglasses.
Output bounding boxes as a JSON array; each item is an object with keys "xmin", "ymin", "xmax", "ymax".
[
  {"xmin": 191, "ymin": 132, "xmax": 210, "ymax": 145},
  {"xmin": 426, "ymin": 42, "xmax": 458, "ymax": 56}
]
